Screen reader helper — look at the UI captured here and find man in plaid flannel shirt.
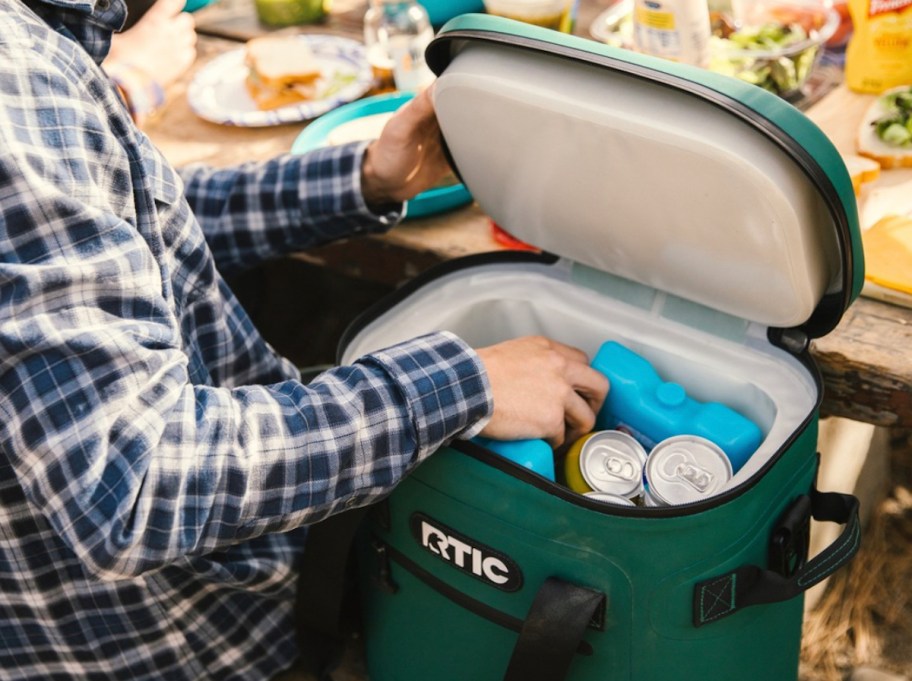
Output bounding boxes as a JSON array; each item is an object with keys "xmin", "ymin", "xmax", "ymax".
[{"xmin": 0, "ymin": 0, "xmax": 608, "ymax": 678}]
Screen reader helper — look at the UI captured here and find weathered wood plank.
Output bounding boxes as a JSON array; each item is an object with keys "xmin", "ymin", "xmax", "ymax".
[{"xmin": 813, "ymin": 297, "xmax": 912, "ymax": 426}]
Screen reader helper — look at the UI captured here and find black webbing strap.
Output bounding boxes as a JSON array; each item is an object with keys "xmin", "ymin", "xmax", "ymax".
[
  {"xmin": 503, "ymin": 577, "xmax": 606, "ymax": 681},
  {"xmin": 693, "ymin": 489, "xmax": 860, "ymax": 627},
  {"xmin": 293, "ymin": 506, "xmax": 369, "ymax": 679}
]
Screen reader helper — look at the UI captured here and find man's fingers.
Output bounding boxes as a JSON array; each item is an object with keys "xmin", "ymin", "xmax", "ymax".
[
  {"xmin": 152, "ymin": 0, "xmax": 186, "ymax": 18},
  {"xmin": 564, "ymin": 359, "xmax": 609, "ymax": 413},
  {"xmin": 543, "ymin": 338, "xmax": 590, "ymax": 365},
  {"xmin": 563, "ymin": 389, "xmax": 599, "ymax": 445},
  {"xmin": 407, "ymin": 82, "xmax": 436, "ymax": 119},
  {"xmin": 537, "ymin": 337, "xmax": 609, "ymax": 414},
  {"xmin": 549, "ymin": 348, "xmax": 608, "ymax": 447},
  {"xmin": 381, "ymin": 85, "xmax": 437, "ymax": 142},
  {"xmin": 476, "ymin": 336, "xmax": 612, "ymax": 445}
]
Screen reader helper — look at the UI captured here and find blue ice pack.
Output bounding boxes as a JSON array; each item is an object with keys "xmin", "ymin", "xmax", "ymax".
[
  {"xmin": 591, "ymin": 341, "xmax": 763, "ymax": 472},
  {"xmin": 471, "ymin": 436, "xmax": 555, "ymax": 480}
]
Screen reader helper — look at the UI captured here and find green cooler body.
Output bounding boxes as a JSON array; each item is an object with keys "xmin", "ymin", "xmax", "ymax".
[{"xmin": 338, "ymin": 15, "xmax": 864, "ymax": 681}]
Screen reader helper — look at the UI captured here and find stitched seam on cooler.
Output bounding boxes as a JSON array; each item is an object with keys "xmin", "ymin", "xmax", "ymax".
[
  {"xmin": 797, "ymin": 520, "xmax": 861, "ymax": 587},
  {"xmin": 700, "ymin": 574, "xmax": 736, "ymax": 623}
]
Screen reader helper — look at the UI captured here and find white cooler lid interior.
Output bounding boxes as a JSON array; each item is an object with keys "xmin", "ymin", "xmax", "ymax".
[{"xmin": 433, "ymin": 41, "xmax": 842, "ymax": 330}]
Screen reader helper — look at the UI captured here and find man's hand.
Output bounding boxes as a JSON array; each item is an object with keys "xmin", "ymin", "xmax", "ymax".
[
  {"xmin": 360, "ymin": 85, "xmax": 453, "ymax": 206},
  {"xmin": 475, "ymin": 337, "xmax": 609, "ymax": 449}
]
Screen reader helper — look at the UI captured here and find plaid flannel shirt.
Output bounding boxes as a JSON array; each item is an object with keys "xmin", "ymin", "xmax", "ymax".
[{"xmin": 0, "ymin": 1, "xmax": 492, "ymax": 678}]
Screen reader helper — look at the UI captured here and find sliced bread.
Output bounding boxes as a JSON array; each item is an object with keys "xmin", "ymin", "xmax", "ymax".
[
  {"xmin": 841, "ymin": 152, "xmax": 882, "ymax": 195},
  {"xmin": 857, "ymin": 85, "xmax": 912, "ymax": 169}
]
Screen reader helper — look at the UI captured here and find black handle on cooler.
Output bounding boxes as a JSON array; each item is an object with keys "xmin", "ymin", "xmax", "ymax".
[
  {"xmin": 503, "ymin": 577, "xmax": 606, "ymax": 681},
  {"xmin": 692, "ymin": 487, "xmax": 860, "ymax": 627}
]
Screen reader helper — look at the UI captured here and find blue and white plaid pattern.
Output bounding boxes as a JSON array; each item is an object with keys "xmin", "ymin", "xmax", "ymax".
[{"xmin": 0, "ymin": 1, "xmax": 493, "ymax": 678}]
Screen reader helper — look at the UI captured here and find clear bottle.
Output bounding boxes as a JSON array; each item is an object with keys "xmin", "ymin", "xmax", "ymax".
[
  {"xmin": 364, "ymin": 0, "xmax": 436, "ymax": 92},
  {"xmin": 632, "ymin": 0, "xmax": 713, "ymax": 67}
]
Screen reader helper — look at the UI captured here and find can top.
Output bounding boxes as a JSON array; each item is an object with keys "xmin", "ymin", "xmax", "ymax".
[
  {"xmin": 645, "ymin": 435, "xmax": 733, "ymax": 505},
  {"xmin": 579, "ymin": 430, "xmax": 647, "ymax": 498}
]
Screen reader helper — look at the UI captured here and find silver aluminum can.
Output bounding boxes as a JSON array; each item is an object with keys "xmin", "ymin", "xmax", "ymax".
[
  {"xmin": 644, "ymin": 435, "xmax": 733, "ymax": 506},
  {"xmin": 584, "ymin": 491, "xmax": 637, "ymax": 507},
  {"xmin": 579, "ymin": 430, "xmax": 647, "ymax": 500},
  {"xmin": 642, "ymin": 489, "xmax": 662, "ymax": 507}
]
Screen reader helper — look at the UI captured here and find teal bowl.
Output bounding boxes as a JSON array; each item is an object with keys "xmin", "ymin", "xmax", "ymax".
[
  {"xmin": 418, "ymin": 0, "xmax": 485, "ymax": 26},
  {"xmin": 123, "ymin": 0, "xmax": 214, "ymax": 28},
  {"xmin": 291, "ymin": 92, "xmax": 473, "ymax": 220},
  {"xmin": 184, "ymin": 0, "xmax": 216, "ymax": 11}
]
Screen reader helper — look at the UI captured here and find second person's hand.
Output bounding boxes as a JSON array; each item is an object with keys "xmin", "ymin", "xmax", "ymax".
[{"xmin": 106, "ymin": 0, "xmax": 198, "ymax": 90}]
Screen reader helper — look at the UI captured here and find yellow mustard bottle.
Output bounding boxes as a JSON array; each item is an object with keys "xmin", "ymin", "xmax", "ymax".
[{"xmin": 845, "ymin": 0, "xmax": 912, "ymax": 94}]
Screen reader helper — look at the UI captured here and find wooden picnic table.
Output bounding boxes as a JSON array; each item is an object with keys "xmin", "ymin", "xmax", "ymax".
[{"xmin": 144, "ymin": 0, "xmax": 912, "ymax": 429}]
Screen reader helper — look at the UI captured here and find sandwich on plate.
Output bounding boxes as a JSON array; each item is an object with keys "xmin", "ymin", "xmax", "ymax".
[
  {"xmin": 857, "ymin": 84, "xmax": 912, "ymax": 169},
  {"xmin": 244, "ymin": 35, "xmax": 323, "ymax": 110}
]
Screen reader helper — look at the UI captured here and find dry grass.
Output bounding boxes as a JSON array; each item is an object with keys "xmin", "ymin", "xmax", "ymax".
[{"xmin": 800, "ymin": 431, "xmax": 912, "ymax": 681}]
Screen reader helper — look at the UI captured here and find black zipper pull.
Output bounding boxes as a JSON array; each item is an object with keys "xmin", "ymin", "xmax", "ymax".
[{"xmin": 372, "ymin": 540, "xmax": 399, "ymax": 594}]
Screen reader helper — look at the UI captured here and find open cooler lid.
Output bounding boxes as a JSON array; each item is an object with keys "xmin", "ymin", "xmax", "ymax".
[{"xmin": 425, "ymin": 15, "xmax": 863, "ymax": 340}]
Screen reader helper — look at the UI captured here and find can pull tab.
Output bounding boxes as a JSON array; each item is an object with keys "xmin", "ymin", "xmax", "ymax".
[
  {"xmin": 674, "ymin": 461, "xmax": 714, "ymax": 492},
  {"xmin": 604, "ymin": 455, "xmax": 639, "ymax": 482},
  {"xmin": 769, "ymin": 494, "xmax": 812, "ymax": 577},
  {"xmin": 659, "ymin": 451, "xmax": 714, "ymax": 492}
]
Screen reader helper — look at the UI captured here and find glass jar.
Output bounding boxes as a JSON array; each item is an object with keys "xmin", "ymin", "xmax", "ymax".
[
  {"xmin": 254, "ymin": 0, "xmax": 326, "ymax": 27},
  {"xmin": 482, "ymin": 0, "xmax": 572, "ymax": 32},
  {"xmin": 364, "ymin": 0, "xmax": 436, "ymax": 92}
]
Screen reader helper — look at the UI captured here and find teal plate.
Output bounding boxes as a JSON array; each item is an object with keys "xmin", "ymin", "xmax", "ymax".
[
  {"xmin": 418, "ymin": 0, "xmax": 485, "ymax": 27},
  {"xmin": 290, "ymin": 91, "xmax": 473, "ymax": 220},
  {"xmin": 184, "ymin": 0, "xmax": 216, "ymax": 11}
]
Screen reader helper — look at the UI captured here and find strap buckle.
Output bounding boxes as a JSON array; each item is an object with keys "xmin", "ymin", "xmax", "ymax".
[{"xmin": 769, "ymin": 494, "xmax": 812, "ymax": 577}]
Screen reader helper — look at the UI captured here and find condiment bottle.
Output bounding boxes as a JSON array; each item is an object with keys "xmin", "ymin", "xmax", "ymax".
[
  {"xmin": 632, "ymin": 0, "xmax": 713, "ymax": 67},
  {"xmin": 364, "ymin": 0, "xmax": 436, "ymax": 92},
  {"xmin": 845, "ymin": 0, "xmax": 912, "ymax": 94}
]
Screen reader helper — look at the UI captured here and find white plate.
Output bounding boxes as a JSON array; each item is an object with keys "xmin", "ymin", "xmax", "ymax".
[{"xmin": 188, "ymin": 34, "xmax": 373, "ymax": 127}]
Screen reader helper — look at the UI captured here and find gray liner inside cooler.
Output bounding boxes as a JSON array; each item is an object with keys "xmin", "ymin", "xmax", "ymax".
[{"xmin": 340, "ymin": 259, "xmax": 817, "ymax": 492}]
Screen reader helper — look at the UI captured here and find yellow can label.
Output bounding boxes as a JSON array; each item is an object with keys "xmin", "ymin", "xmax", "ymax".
[{"xmin": 563, "ymin": 433, "xmax": 596, "ymax": 494}]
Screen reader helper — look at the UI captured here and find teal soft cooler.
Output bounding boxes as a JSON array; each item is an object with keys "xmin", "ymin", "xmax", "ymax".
[{"xmin": 338, "ymin": 15, "xmax": 864, "ymax": 681}]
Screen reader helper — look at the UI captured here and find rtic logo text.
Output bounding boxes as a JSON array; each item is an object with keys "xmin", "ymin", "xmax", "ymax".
[{"xmin": 409, "ymin": 513, "xmax": 523, "ymax": 592}]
